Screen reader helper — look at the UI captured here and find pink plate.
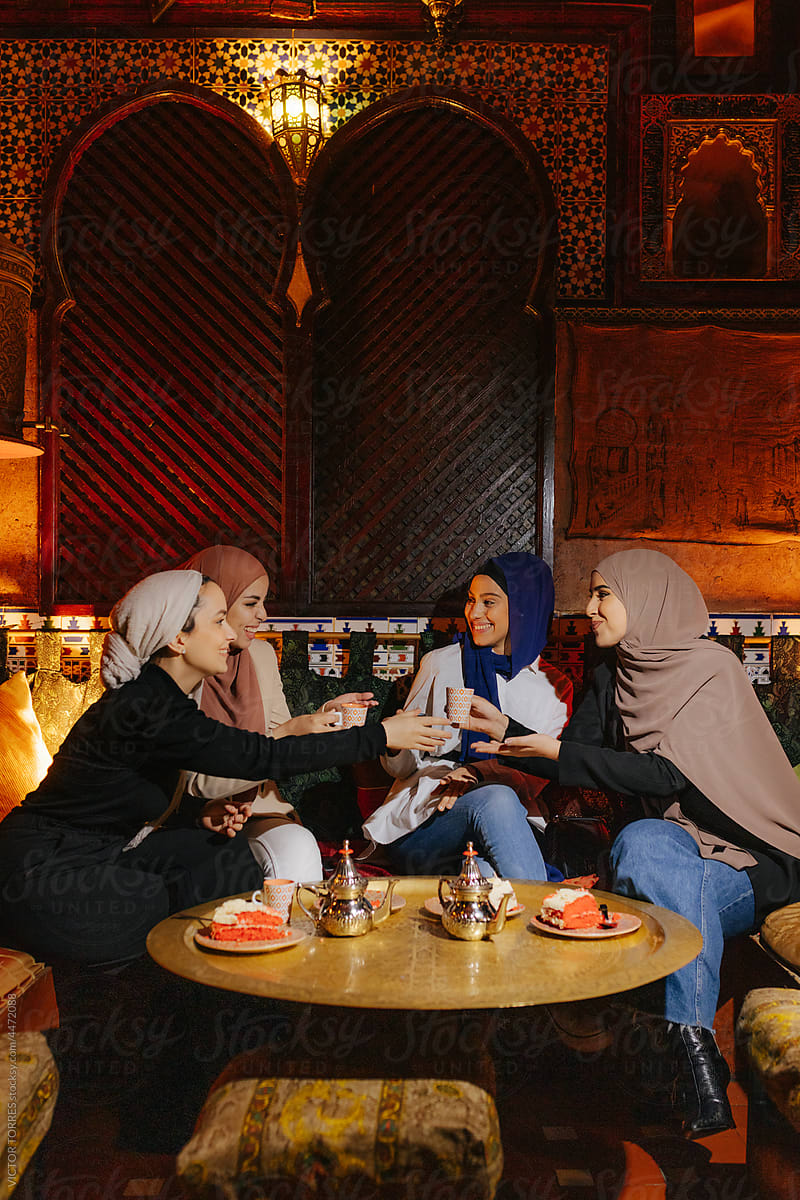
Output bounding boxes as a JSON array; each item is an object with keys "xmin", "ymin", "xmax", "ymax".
[
  {"xmin": 194, "ymin": 927, "xmax": 308, "ymax": 954},
  {"xmin": 424, "ymin": 897, "xmax": 525, "ymax": 919},
  {"xmin": 528, "ymin": 912, "xmax": 642, "ymax": 939}
]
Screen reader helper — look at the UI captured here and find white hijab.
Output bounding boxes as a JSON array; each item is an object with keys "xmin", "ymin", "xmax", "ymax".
[{"xmin": 101, "ymin": 570, "xmax": 204, "ymax": 689}]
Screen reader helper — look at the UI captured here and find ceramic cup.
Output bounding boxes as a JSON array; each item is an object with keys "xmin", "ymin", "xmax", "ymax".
[
  {"xmin": 251, "ymin": 877, "xmax": 294, "ymax": 923},
  {"xmin": 340, "ymin": 703, "xmax": 368, "ymax": 728},
  {"xmin": 446, "ymin": 686, "xmax": 474, "ymax": 726}
]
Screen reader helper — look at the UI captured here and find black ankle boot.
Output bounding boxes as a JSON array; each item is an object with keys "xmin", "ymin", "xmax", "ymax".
[{"xmin": 673, "ymin": 1023, "xmax": 735, "ymax": 1137}]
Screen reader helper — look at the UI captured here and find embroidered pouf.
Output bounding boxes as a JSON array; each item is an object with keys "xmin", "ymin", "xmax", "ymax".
[
  {"xmin": 177, "ymin": 1075, "xmax": 503, "ymax": 1199},
  {"xmin": 760, "ymin": 901, "xmax": 800, "ymax": 975},
  {"xmin": 0, "ymin": 1032, "xmax": 59, "ymax": 1199}
]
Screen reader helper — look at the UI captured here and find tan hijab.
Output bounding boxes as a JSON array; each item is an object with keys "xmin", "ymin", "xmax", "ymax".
[
  {"xmin": 598, "ymin": 548, "xmax": 800, "ymax": 860},
  {"xmin": 181, "ymin": 546, "xmax": 267, "ymax": 736}
]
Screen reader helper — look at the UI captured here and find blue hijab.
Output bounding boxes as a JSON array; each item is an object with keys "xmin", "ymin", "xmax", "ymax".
[{"xmin": 459, "ymin": 552, "xmax": 555, "ymax": 763}]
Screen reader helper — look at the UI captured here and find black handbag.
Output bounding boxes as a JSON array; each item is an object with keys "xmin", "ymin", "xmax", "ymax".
[{"xmin": 544, "ymin": 814, "xmax": 612, "ymax": 886}]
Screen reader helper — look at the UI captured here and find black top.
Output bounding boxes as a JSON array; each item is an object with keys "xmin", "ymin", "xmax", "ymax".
[
  {"xmin": 509, "ymin": 660, "xmax": 800, "ymax": 923},
  {"xmin": 20, "ymin": 663, "xmax": 387, "ymax": 838}
]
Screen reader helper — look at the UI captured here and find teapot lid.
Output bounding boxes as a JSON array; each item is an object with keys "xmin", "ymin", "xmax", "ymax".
[
  {"xmin": 329, "ymin": 840, "xmax": 366, "ymax": 891},
  {"xmin": 453, "ymin": 842, "xmax": 491, "ymax": 894}
]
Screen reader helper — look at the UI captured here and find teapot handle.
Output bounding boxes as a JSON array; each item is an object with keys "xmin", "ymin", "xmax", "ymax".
[
  {"xmin": 438, "ymin": 877, "xmax": 453, "ymax": 908},
  {"xmin": 295, "ymin": 883, "xmax": 322, "ymax": 923}
]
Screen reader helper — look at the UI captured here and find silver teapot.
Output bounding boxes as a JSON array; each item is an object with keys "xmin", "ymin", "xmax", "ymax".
[
  {"xmin": 296, "ymin": 841, "xmax": 397, "ymax": 937},
  {"xmin": 438, "ymin": 843, "xmax": 510, "ymax": 941}
]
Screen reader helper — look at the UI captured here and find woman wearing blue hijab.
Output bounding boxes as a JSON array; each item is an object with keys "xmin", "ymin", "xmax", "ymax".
[{"xmin": 362, "ymin": 553, "xmax": 572, "ymax": 878}]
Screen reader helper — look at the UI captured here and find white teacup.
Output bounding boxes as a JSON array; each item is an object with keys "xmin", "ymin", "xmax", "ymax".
[{"xmin": 251, "ymin": 877, "xmax": 294, "ymax": 923}]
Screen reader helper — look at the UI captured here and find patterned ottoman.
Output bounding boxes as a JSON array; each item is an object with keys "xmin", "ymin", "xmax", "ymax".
[
  {"xmin": 760, "ymin": 901, "xmax": 800, "ymax": 976},
  {"xmin": 177, "ymin": 1075, "xmax": 503, "ymax": 1199},
  {"xmin": 737, "ymin": 988, "xmax": 800, "ymax": 1198},
  {"xmin": 0, "ymin": 1031, "xmax": 59, "ymax": 1200}
]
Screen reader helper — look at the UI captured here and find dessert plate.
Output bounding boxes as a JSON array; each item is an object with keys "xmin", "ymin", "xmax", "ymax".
[
  {"xmin": 528, "ymin": 913, "xmax": 642, "ymax": 939},
  {"xmin": 194, "ymin": 927, "xmax": 308, "ymax": 954},
  {"xmin": 424, "ymin": 897, "xmax": 525, "ymax": 919}
]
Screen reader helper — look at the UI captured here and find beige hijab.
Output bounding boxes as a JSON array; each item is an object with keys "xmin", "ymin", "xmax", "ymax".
[
  {"xmin": 181, "ymin": 546, "xmax": 267, "ymax": 736},
  {"xmin": 598, "ymin": 548, "xmax": 800, "ymax": 861},
  {"xmin": 102, "ymin": 570, "xmax": 204, "ymax": 689}
]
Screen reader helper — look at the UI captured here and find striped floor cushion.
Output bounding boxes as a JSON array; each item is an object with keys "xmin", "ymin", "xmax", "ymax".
[{"xmin": 178, "ymin": 1075, "xmax": 503, "ymax": 1199}]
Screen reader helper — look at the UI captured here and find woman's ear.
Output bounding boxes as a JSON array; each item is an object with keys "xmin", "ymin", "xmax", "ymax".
[{"xmin": 164, "ymin": 632, "xmax": 187, "ymax": 656}]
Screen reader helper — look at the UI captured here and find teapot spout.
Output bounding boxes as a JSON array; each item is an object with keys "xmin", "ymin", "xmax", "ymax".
[
  {"xmin": 487, "ymin": 890, "xmax": 510, "ymax": 936},
  {"xmin": 371, "ymin": 878, "xmax": 397, "ymax": 925}
]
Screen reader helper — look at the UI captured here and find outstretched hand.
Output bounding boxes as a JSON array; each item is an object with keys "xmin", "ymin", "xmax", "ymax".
[
  {"xmin": 274, "ymin": 711, "xmax": 343, "ymax": 738},
  {"xmin": 463, "ymin": 694, "xmax": 509, "ymax": 742},
  {"xmin": 470, "ymin": 733, "xmax": 561, "ymax": 760},
  {"xmin": 382, "ymin": 709, "xmax": 449, "ymax": 752},
  {"xmin": 199, "ymin": 798, "xmax": 253, "ymax": 837},
  {"xmin": 431, "ymin": 766, "xmax": 480, "ymax": 811},
  {"xmin": 322, "ymin": 691, "xmax": 377, "ymax": 712}
]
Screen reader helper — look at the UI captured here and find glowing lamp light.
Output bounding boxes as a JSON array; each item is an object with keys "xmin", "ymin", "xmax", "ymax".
[{"xmin": 266, "ymin": 68, "xmax": 325, "ymax": 188}]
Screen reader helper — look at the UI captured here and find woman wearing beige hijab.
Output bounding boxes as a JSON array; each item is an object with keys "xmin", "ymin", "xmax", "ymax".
[
  {"xmin": 469, "ymin": 548, "xmax": 800, "ymax": 1137},
  {"xmin": 182, "ymin": 546, "xmax": 376, "ymax": 882}
]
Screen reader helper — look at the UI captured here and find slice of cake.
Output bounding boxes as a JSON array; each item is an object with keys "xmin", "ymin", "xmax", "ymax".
[
  {"xmin": 487, "ymin": 877, "xmax": 518, "ymax": 913},
  {"xmin": 539, "ymin": 887, "xmax": 602, "ymax": 930},
  {"xmin": 207, "ymin": 898, "xmax": 291, "ymax": 943}
]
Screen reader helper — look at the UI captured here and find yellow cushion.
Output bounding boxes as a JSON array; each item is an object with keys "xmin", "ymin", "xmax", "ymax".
[
  {"xmin": 761, "ymin": 902, "xmax": 800, "ymax": 974},
  {"xmin": 28, "ymin": 631, "xmax": 105, "ymax": 755},
  {"xmin": 0, "ymin": 1032, "xmax": 59, "ymax": 1200},
  {"xmin": 737, "ymin": 988, "xmax": 800, "ymax": 1132},
  {"xmin": 178, "ymin": 1076, "xmax": 503, "ymax": 1199},
  {"xmin": 0, "ymin": 672, "xmax": 52, "ymax": 820}
]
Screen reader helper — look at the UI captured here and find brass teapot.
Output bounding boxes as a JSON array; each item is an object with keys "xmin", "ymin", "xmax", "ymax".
[
  {"xmin": 438, "ymin": 843, "xmax": 510, "ymax": 941},
  {"xmin": 296, "ymin": 841, "xmax": 397, "ymax": 937}
]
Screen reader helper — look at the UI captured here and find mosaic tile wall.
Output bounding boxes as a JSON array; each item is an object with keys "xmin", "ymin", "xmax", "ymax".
[
  {"xmin": 0, "ymin": 607, "xmax": 790, "ymax": 686},
  {"xmin": 0, "ymin": 36, "xmax": 607, "ymax": 298}
]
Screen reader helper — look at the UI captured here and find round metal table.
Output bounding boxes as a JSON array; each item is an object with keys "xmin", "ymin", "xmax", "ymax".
[{"xmin": 147, "ymin": 878, "xmax": 702, "ymax": 1010}]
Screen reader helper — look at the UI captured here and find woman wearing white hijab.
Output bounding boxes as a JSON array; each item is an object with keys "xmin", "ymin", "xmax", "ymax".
[
  {"xmin": 469, "ymin": 549, "xmax": 800, "ymax": 1137},
  {"xmin": 0, "ymin": 571, "xmax": 445, "ymax": 965}
]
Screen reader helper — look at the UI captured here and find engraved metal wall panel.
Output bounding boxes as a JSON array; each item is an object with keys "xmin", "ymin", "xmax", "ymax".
[
  {"xmin": 54, "ymin": 101, "xmax": 286, "ymax": 605},
  {"xmin": 309, "ymin": 104, "xmax": 551, "ymax": 607}
]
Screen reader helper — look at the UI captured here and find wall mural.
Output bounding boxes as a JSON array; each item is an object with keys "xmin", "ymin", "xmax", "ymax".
[{"xmin": 564, "ymin": 323, "xmax": 800, "ymax": 544}]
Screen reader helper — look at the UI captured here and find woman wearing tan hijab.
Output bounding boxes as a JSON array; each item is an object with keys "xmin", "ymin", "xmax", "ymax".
[
  {"xmin": 182, "ymin": 546, "xmax": 376, "ymax": 882},
  {"xmin": 468, "ymin": 548, "xmax": 800, "ymax": 1137}
]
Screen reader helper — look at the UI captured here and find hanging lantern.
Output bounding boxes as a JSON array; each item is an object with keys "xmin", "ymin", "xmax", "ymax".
[{"xmin": 266, "ymin": 68, "xmax": 325, "ymax": 188}]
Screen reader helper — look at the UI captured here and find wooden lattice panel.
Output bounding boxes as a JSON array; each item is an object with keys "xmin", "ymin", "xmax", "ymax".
[
  {"xmin": 53, "ymin": 101, "xmax": 286, "ymax": 605},
  {"xmin": 309, "ymin": 104, "xmax": 551, "ymax": 606}
]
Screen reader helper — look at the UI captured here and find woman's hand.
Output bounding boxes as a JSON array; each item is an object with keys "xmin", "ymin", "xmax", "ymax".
[
  {"xmin": 382, "ymin": 709, "xmax": 449, "ymax": 752},
  {"xmin": 273, "ymin": 711, "xmax": 343, "ymax": 738},
  {"xmin": 470, "ymin": 733, "xmax": 561, "ymax": 760},
  {"xmin": 199, "ymin": 798, "xmax": 253, "ymax": 837},
  {"xmin": 464, "ymin": 694, "xmax": 510, "ymax": 742},
  {"xmin": 320, "ymin": 692, "xmax": 377, "ymax": 713},
  {"xmin": 431, "ymin": 766, "xmax": 479, "ymax": 811}
]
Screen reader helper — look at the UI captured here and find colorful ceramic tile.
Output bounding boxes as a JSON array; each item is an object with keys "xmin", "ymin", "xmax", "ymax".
[
  {"xmin": 393, "ymin": 41, "xmax": 444, "ymax": 86},
  {"xmin": 0, "ymin": 198, "xmax": 39, "ymax": 257},
  {"xmin": 0, "ymin": 99, "xmax": 46, "ymax": 196},
  {"xmin": 261, "ymin": 617, "xmax": 334, "ymax": 633},
  {"xmin": 195, "ymin": 39, "xmax": 264, "ymax": 89},
  {"xmin": 217, "ymin": 87, "xmax": 265, "ymax": 120},
  {"xmin": 387, "ymin": 619, "xmax": 418, "ymax": 634},
  {"xmin": 746, "ymin": 664, "xmax": 771, "ymax": 685},
  {"xmin": 561, "ymin": 45, "xmax": 608, "ymax": 95},
  {"xmin": 773, "ymin": 616, "xmax": 800, "ymax": 635},
  {"xmin": 560, "ymin": 102, "xmax": 607, "ymax": 153},
  {"xmin": 42, "ymin": 40, "xmax": 95, "ymax": 94},
  {"xmin": 0, "ymin": 41, "xmax": 52, "ymax": 95},
  {"xmin": 293, "ymin": 41, "xmax": 338, "ymax": 84},
  {"xmin": 327, "ymin": 91, "xmax": 381, "ymax": 132},
  {"xmin": 45, "ymin": 94, "xmax": 99, "ymax": 163},
  {"xmin": 333, "ymin": 618, "xmax": 389, "ymax": 633},
  {"xmin": 492, "ymin": 43, "xmax": 560, "ymax": 91},
  {"xmin": 245, "ymin": 42, "xmax": 293, "ymax": 88},
  {"xmin": 95, "ymin": 40, "xmax": 193, "ymax": 93}
]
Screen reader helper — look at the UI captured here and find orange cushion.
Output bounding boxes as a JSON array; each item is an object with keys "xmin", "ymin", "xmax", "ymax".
[{"xmin": 0, "ymin": 672, "xmax": 52, "ymax": 820}]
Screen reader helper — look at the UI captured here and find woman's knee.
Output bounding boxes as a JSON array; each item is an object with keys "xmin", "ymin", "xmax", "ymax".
[
  {"xmin": 463, "ymin": 784, "xmax": 526, "ymax": 822},
  {"xmin": 248, "ymin": 821, "xmax": 323, "ymax": 882}
]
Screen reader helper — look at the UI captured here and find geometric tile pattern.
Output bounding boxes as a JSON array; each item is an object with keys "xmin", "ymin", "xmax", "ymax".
[{"xmin": 0, "ymin": 36, "xmax": 608, "ymax": 299}]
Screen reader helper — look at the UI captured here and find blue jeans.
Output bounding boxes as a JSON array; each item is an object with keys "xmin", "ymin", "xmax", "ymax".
[
  {"xmin": 610, "ymin": 819, "xmax": 756, "ymax": 1031},
  {"xmin": 387, "ymin": 784, "xmax": 547, "ymax": 880}
]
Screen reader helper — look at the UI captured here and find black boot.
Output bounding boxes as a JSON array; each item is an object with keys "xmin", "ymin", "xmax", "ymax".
[{"xmin": 673, "ymin": 1023, "xmax": 735, "ymax": 1137}]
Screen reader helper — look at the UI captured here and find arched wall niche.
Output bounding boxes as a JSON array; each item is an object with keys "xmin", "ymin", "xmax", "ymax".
[
  {"xmin": 298, "ymin": 88, "xmax": 558, "ymax": 611},
  {"xmin": 39, "ymin": 83, "xmax": 297, "ymax": 608},
  {"xmin": 666, "ymin": 125, "xmax": 775, "ymax": 280}
]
